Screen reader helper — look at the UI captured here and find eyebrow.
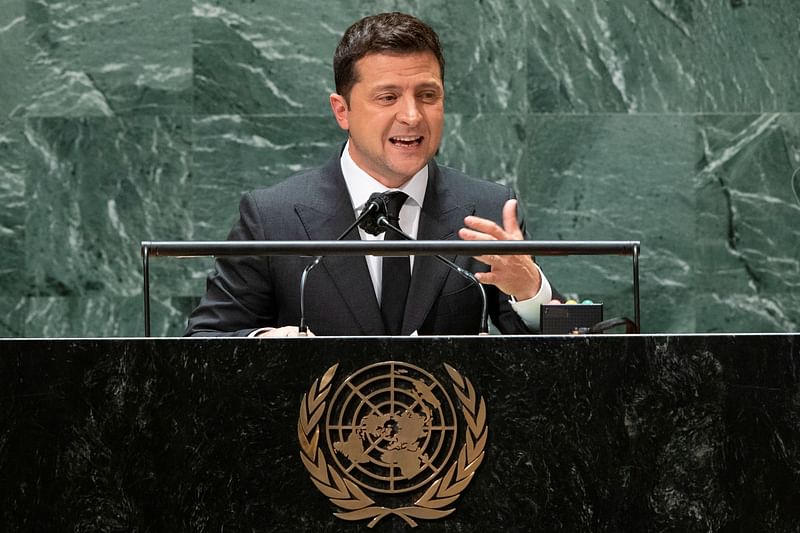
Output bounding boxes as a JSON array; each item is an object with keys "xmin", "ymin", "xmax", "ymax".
[{"xmin": 370, "ymin": 81, "xmax": 443, "ymax": 93}]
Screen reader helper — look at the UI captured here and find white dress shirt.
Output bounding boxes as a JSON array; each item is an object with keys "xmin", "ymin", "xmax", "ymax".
[{"xmin": 340, "ymin": 143, "xmax": 427, "ymax": 305}]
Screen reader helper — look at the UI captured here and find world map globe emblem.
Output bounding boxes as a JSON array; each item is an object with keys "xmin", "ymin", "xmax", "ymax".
[{"xmin": 325, "ymin": 361, "xmax": 458, "ymax": 494}]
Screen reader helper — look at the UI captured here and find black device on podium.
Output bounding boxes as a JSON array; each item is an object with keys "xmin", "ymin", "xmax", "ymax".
[{"xmin": 541, "ymin": 302, "xmax": 604, "ymax": 334}]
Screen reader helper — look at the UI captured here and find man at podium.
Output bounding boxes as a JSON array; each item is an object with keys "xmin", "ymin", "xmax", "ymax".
[{"xmin": 186, "ymin": 12, "xmax": 557, "ymax": 337}]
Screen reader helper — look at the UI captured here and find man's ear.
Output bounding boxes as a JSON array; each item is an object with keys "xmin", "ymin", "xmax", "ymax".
[{"xmin": 329, "ymin": 93, "xmax": 349, "ymax": 130}]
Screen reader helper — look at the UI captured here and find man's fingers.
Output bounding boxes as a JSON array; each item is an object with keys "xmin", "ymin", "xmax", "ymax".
[
  {"xmin": 473, "ymin": 270, "xmax": 492, "ymax": 284},
  {"xmin": 462, "ymin": 215, "xmax": 507, "ymax": 240},
  {"xmin": 257, "ymin": 326, "xmax": 313, "ymax": 337},
  {"xmin": 463, "ymin": 199, "xmax": 524, "ymax": 241},
  {"xmin": 502, "ymin": 199, "xmax": 524, "ymax": 238},
  {"xmin": 458, "ymin": 227, "xmax": 497, "ymax": 241},
  {"xmin": 472, "ymin": 254, "xmax": 497, "ymax": 267}
]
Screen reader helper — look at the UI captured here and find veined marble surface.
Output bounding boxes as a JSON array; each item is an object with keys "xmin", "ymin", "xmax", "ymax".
[
  {"xmin": 527, "ymin": 0, "xmax": 800, "ymax": 113},
  {"xmin": 23, "ymin": 0, "xmax": 192, "ymax": 116},
  {"xmin": 0, "ymin": 0, "xmax": 798, "ymax": 336},
  {"xmin": 695, "ymin": 114, "xmax": 800, "ymax": 332},
  {"xmin": 0, "ymin": 120, "xmax": 26, "ymax": 299},
  {"xmin": 524, "ymin": 114, "xmax": 700, "ymax": 332},
  {"xmin": 0, "ymin": 0, "xmax": 26, "ymax": 118}
]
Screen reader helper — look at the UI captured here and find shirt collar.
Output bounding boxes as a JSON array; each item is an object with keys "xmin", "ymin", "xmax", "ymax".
[{"xmin": 340, "ymin": 140, "xmax": 428, "ymax": 211}]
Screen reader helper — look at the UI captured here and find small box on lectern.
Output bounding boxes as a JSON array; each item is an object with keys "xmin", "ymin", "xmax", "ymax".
[{"xmin": 540, "ymin": 303, "xmax": 603, "ymax": 334}]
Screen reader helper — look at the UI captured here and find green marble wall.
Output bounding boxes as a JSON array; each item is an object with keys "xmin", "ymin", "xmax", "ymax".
[{"xmin": 1, "ymin": 0, "xmax": 798, "ymax": 337}]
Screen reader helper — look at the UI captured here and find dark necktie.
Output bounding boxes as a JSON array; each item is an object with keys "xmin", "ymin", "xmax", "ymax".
[{"xmin": 380, "ymin": 191, "xmax": 410, "ymax": 335}]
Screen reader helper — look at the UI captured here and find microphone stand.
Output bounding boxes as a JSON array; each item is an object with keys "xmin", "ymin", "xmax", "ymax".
[{"xmin": 298, "ymin": 201, "xmax": 381, "ymax": 335}]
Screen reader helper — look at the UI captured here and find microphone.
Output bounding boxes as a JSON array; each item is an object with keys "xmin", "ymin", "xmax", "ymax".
[
  {"xmin": 297, "ymin": 194, "xmax": 385, "ymax": 334},
  {"xmin": 358, "ymin": 192, "xmax": 393, "ymax": 236},
  {"xmin": 358, "ymin": 199, "xmax": 490, "ymax": 335}
]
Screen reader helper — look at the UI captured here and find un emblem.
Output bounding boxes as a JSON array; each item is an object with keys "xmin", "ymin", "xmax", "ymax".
[{"xmin": 298, "ymin": 361, "xmax": 488, "ymax": 528}]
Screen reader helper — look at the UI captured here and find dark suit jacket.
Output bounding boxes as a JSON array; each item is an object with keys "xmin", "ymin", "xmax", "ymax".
[{"xmin": 185, "ymin": 154, "xmax": 536, "ymax": 336}]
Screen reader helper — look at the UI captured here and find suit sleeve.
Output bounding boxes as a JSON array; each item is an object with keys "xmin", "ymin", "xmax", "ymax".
[{"xmin": 184, "ymin": 192, "xmax": 277, "ymax": 337}]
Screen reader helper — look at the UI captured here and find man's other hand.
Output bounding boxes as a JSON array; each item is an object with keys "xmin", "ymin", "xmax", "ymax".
[
  {"xmin": 255, "ymin": 326, "xmax": 315, "ymax": 337},
  {"xmin": 458, "ymin": 199, "xmax": 542, "ymax": 300}
]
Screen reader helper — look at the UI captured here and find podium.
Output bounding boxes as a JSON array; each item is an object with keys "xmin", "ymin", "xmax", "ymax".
[{"xmin": 2, "ymin": 334, "xmax": 799, "ymax": 531}]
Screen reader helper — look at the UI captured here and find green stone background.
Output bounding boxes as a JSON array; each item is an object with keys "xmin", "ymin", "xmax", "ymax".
[{"xmin": 1, "ymin": 0, "xmax": 798, "ymax": 337}]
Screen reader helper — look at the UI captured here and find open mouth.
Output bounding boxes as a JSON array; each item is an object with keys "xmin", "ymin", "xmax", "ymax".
[{"xmin": 389, "ymin": 136, "xmax": 423, "ymax": 146}]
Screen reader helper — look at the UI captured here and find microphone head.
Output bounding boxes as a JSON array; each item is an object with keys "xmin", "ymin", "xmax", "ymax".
[{"xmin": 358, "ymin": 192, "xmax": 389, "ymax": 236}]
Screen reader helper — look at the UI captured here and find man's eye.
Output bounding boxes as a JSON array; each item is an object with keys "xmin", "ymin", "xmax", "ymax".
[
  {"xmin": 419, "ymin": 92, "xmax": 440, "ymax": 102},
  {"xmin": 377, "ymin": 94, "xmax": 397, "ymax": 103}
]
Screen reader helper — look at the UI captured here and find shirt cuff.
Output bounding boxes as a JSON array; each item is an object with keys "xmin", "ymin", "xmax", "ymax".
[{"xmin": 508, "ymin": 266, "xmax": 553, "ymax": 331}]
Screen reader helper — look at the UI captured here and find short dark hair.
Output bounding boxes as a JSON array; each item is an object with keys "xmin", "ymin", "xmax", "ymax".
[{"xmin": 333, "ymin": 12, "xmax": 445, "ymax": 101}]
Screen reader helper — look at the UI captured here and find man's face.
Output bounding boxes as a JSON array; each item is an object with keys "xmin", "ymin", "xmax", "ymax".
[{"xmin": 330, "ymin": 51, "xmax": 444, "ymax": 188}]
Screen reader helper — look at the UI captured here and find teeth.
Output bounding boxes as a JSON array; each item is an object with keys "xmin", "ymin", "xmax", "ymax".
[{"xmin": 391, "ymin": 136, "xmax": 422, "ymax": 142}]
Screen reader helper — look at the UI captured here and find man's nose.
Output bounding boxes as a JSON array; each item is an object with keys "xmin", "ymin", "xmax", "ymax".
[{"xmin": 396, "ymin": 96, "xmax": 422, "ymax": 125}]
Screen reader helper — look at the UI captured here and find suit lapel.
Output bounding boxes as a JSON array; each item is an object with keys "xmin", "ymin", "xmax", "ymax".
[
  {"xmin": 294, "ymin": 157, "xmax": 385, "ymax": 335},
  {"xmin": 402, "ymin": 163, "xmax": 475, "ymax": 335}
]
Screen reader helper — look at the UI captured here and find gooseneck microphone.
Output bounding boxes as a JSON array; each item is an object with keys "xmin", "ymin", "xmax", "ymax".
[
  {"xmin": 297, "ymin": 193, "xmax": 386, "ymax": 335},
  {"xmin": 358, "ymin": 195, "xmax": 490, "ymax": 335}
]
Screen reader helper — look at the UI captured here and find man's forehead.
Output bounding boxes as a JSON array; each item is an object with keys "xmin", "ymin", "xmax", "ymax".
[{"xmin": 353, "ymin": 51, "xmax": 443, "ymax": 83}]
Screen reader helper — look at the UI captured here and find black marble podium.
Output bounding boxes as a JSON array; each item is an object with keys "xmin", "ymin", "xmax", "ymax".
[{"xmin": 1, "ymin": 335, "xmax": 798, "ymax": 532}]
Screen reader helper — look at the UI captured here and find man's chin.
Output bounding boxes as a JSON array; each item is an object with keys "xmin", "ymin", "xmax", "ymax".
[{"xmin": 389, "ymin": 152, "xmax": 433, "ymax": 172}]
